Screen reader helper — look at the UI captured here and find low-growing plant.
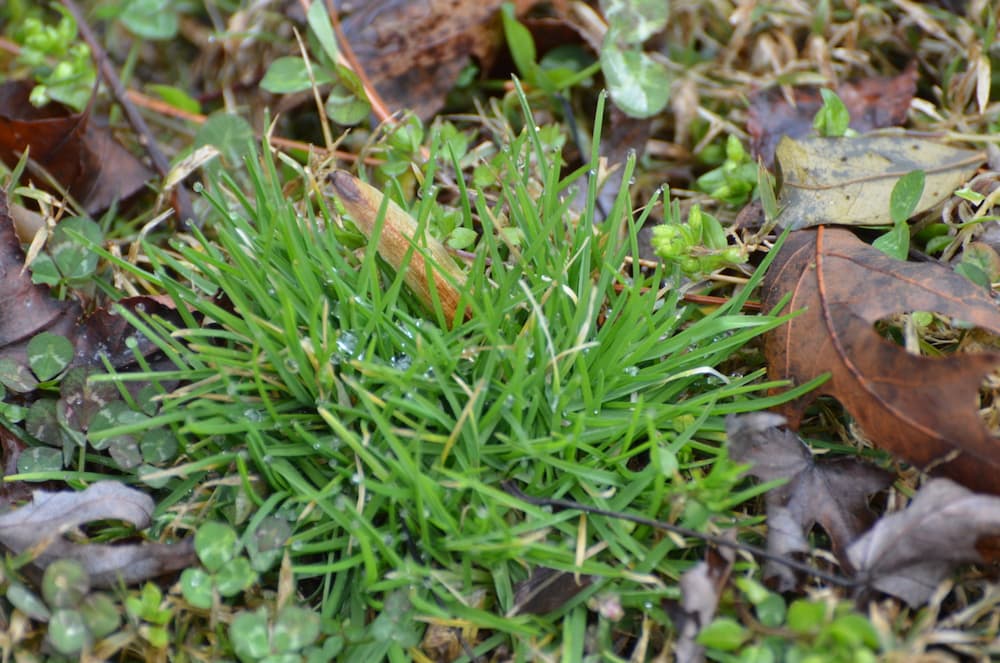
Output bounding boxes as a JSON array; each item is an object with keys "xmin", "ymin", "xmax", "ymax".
[{"xmin": 82, "ymin": 92, "xmax": 813, "ymax": 658}]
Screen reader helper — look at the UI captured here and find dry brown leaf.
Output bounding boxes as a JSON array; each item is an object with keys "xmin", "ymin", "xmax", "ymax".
[
  {"xmin": 847, "ymin": 478, "xmax": 1000, "ymax": 606},
  {"xmin": 670, "ymin": 546, "xmax": 734, "ymax": 663},
  {"xmin": 0, "ymin": 481, "xmax": 194, "ymax": 587},
  {"xmin": 327, "ymin": 171, "xmax": 468, "ymax": 326},
  {"xmin": 726, "ymin": 412, "xmax": 891, "ymax": 589},
  {"xmin": 775, "ymin": 134, "xmax": 985, "ymax": 230},
  {"xmin": 762, "ymin": 227, "xmax": 1000, "ymax": 494},
  {"xmin": 338, "ymin": 0, "xmax": 506, "ymax": 121},
  {"xmin": 0, "ymin": 188, "xmax": 79, "ymax": 364},
  {"xmin": 0, "ymin": 81, "xmax": 153, "ymax": 215},
  {"xmin": 747, "ymin": 65, "xmax": 918, "ymax": 170},
  {"xmin": 508, "ymin": 566, "xmax": 593, "ymax": 616}
]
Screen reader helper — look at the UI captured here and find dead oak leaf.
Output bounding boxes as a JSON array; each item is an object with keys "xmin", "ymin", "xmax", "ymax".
[
  {"xmin": 762, "ymin": 227, "xmax": 1000, "ymax": 495},
  {"xmin": 0, "ymin": 481, "xmax": 194, "ymax": 587},
  {"xmin": 727, "ymin": 412, "xmax": 891, "ymax": 590},
  {"xmin": 847, "ymin": 478, "xmax": 1000, "ymax": 606}
]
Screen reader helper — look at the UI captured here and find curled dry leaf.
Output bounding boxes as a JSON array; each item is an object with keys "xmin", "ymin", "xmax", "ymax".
[
  {"xmin": 327, "ymin": 171, "xmax": 468, "ymax": 326},
  {"xmin": 747, "ymin": 64, "xmax": 917, "ymax": 169},
  {"xmin": 847, "ymin": 478, "xmax": 1000, "ymax": 607},
  {"xmin": 726, "ymin": 412, "xmax": 891, "ymax": 590},
  {"xmin": 0, "ymin": 481, "xmax": 194, "ymax": 587},
  {"xmin": 762, "ymin": 227, "xmax": 1000, "ymax": 494},
  {"xmin": 775, "ymin": 134, "xmax": 985, "ymax": 230},
  {"xmin": 0, "ymin": 81, "xmax": 153, "ymax": 215}
]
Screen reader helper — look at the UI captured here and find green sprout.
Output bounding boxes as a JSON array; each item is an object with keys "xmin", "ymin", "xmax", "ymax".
[
  {"xmin": 696, "ymin": 135, "xmax": 758, "ymax": 206},
  {"xmin": 651, "ymin": 202, "xmax": 746, "ymax": 276}
]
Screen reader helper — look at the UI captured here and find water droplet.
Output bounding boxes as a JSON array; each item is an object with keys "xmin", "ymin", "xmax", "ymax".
[
  {"xmin": 390, "ymin": 354, "xmax": 411, "ymax": 371},
  {"xmin": 350, "ymin": 472, "xmax": 363, "ymax": 484},
  {"xmin": 284, "ymin": 358, "xmax": 300, "ymax": 373},
  {"xmin": 624, "ymin": 366, "xmax": 639, "ymax": 377},
  {"xmin": 243, "ymin": 408, "xmax": 263, "ymax": 422},
  {"xmin": 337, "ymin": 331, "xmax": 358, "ymax": 357}
]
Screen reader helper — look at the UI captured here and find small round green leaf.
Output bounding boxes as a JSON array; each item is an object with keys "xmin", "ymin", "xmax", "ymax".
[
  {"xmin": 0, "ymin": 359, "xmax": 39, "ymax": 392},
  {"xmin": 79, "ymin": 592, "xmax": 121, "ymax": 639},
  {"xmin": 787, "ymin": 599, "xmax": 827, "ymax": 634},
  {"xmin": 214, "ymin": 557, "xmax": 257, "ymax": 597},
  {"xmin": 599, "ymin": 0, "xmax": 670, "ymax": 43},
  {"xmin": 17, "ymin": 446, "xmax": 64, "ymax": 474},
  {"xmin": 600, "ymin": 41, "xmax": 670, "ymax": 118},
  {"xmin": 271, "ymin": 606, "xmax": 321, "ymax": 653},
  {"xmin": 230, "ymin": 608, "xmax": 271, "ymax": 660},
  {"xmin": 42, "ymin": 559, "xmax": 90, "ymax": 609},
  {"xmin": 695, "ymin": 617, "xmax": 747, "ymax": 651},
  {"xmin": 48, "ymin": 609, "xmax": 89, "ymax": 655},
  {"xmin": 51, "ymin": 217, "xmax": 103, "ymax": 282},
  {"xmin": 261, "ymin": 57, "xmax": 333, "ymax": 94},
  {"xmin": 27, "ymin": 333, "xmax": 74, "ymax": 382},
  {"xmin": 180, "ymin": 568, "xmax": 214, "ymax": 610},
  {"xmin": 119, "ymin": 0, "xmax": 178, "ymax": 40},
  {"xmin": 7, "ymin": 582, "xmax": 51, "ymax": 621},
  {"xmin": 195, "ymin": 521, "xmax": 239, "ymax": 571}
]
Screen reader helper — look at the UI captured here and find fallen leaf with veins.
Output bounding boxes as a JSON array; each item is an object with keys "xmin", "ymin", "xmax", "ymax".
[
  {"xmin": 0, "ymin": 481, "xmax": 194, "ymax": 587},
  {"xmin": 762, "ymin": 226, "xmax": 1000, "ymax": 495},
  {"xmin": 774, "ymin": 134, "xmax": 985, "ymax": 230},
  {"xmin": 847, "ymin": 478, "xmax": 1000, "ymax": 606},
  {"xmin": 727, "ymin": 412, "xmax": 892, "ymax": 590}
]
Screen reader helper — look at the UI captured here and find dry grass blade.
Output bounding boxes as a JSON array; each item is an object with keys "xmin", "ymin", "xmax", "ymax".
[{"xmin": 327, "ymin": 170, "xmax": 468, "ymax": 326}]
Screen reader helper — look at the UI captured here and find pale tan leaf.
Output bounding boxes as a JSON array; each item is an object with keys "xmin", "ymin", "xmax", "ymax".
[{"xmin": 776, "ymin": 135, "xmax": 985, "ymax": 230}]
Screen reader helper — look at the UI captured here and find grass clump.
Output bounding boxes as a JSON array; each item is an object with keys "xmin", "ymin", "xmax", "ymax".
[{"xmin": 78, "ymin": 96, "xmax": 811, "ymax": 659}]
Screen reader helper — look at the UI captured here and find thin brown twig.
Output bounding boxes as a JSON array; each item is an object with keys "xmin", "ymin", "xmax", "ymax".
[{"xmin": 60, "ymin": 0, "xmax": 197, "ymax": 228}]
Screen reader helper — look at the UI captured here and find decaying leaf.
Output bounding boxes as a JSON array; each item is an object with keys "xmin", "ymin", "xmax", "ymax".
[
  {"xmin": 337, "ymin": 0, "xmax": 507, "ymax": 121},
  {"xmin": 0, "ymin": 81, "xmax": 153, "ymax": 215},
  {"xmin": 0, "ymin": 189, "xmax": 177, "ymax": 375},
  {"xmin": 670, "ymin": 546, "xmax": 734, "ymax": 663},
  {"xmin": 748, "ymin": 65, "xmax": 918, "ymax": 169},
  {"xmin": 0, "ymin": 188, "xmax": 79, "ymax": 364},
  {"xmin": 762, "ymin": 226, "xmax": 1000, "ymax": 494},
  {"xmin": 327, "ymin": 171, "xmax": 468, "ymax": 326},
  {"xmin": 0, "ymin": 481, "xmax": 194, "ymax": 587},
  {"xmin": 847, "ymin": 478, "xmax": 1000, "ymax": 606},
  {"xmin": 726, "ymin": 412, "xmax": 891, "ymax": 589},
  {"xmin": 775, "ymin": 134, "xmax": 985, "ymax": 230},
  {"xmin": 508, "ymin": 566, "xmax": 593, "ymax": 616}
]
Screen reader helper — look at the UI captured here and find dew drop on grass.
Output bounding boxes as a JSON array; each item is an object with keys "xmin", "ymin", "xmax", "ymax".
[
  {"xmin": 337, "ymin": 332, "xmax": 358, "ymax": 357},
  {"xmin": 390, "ymin": 354, "xmax": 411, "ymax": 371},
  {"xmin": 243, "ymin": 409, "xmax": 263, "ymax": 422},
  {"xmin": 284, "ymin": 358, "xmax": 300, "ymax": 373},
  {"xmin": 624, "ymin": 366, "xmax": 639, "ymax": 377},
  {"xmin": 350, "ymin": 472, "xmax": 363, "ymax": 485}
]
